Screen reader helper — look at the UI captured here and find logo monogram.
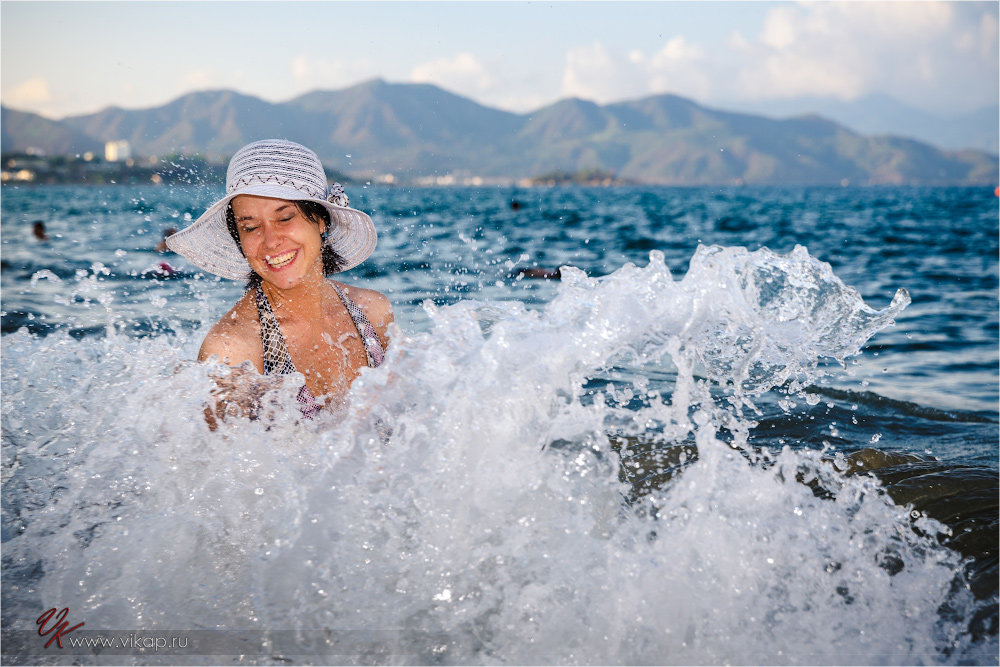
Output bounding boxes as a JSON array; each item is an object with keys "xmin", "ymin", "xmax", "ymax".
[{"xmin": 36, "ymin": 607, "xmax": 85, "ymax": 649}]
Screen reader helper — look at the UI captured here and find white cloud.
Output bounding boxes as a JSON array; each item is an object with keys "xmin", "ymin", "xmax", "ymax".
[
  {"xmin": 406, "ymin": 52, "xmax": 563, "ymax": 112},
  {"xmin": 562, "ymin": 42, "xmax": 613, "ymax": 101},
  {"xmin": 646, "ymin": 37, "xmax": 713, "ymax": 101},
  {"xmin": 284, "ymin": 55, "xmax": 379, "ymax": 94},
  {"xmin": 726, "ymin": 1, "xmax": 997, "ymax": 111},
  {"xmin": 561, "ymin": 42, "xmax": 648, "ymax": 103},
  {"xmin": 290, "ymin": 56, "xmax": 349, "ymax": 86},
  {"xmin": 4, "ymin": 77, "xmax": 53, "ymax": 108},
  {"xmin": 653, "ymin": 36, "xmax": 705, "ymax": 64},
  {"xmin": 975, "ymin": 11, "xmax": 999, "ymax": 61},
  {"xmin": 410, "ymin": 52, "xmax": 496, "ymax": 97},
  {"xmin": 534, "ymin": 3, "xmax": 997, "ymax": 116},
  {"xmin": 559, "ymin": 37, "xmax": 711, "ymax": 105},
  {"xmin": 538, "ymin": 2, "xmax": 996, "ymax": 118},
  {"xmin": 180, "ymin": 68, "xmax": 217, "ymax": 90},
  {"xmin": 760, "ymin": 6, "xmax": 799, "ymax": 50},
  {"xmin": 292, "ymin": 56, "xmax": 310, "ymax": 82}
]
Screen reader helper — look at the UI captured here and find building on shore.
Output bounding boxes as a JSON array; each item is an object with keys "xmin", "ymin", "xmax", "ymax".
[{"xmin": 105, "ymin": 140, "xmax": 131, "ymax": 162}]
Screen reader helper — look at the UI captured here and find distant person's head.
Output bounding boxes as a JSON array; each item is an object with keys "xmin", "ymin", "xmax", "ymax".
[
  {"xmin": 32, "ymin": 221, "xmax": 48, "ymax": 240},
  {"xmin": 155, "ymin": 227, "xmax": 178, "ymax": 253}
]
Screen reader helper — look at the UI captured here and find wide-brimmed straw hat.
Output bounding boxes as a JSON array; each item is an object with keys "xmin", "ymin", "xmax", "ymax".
[{"xmin": 165, "ymin": 139, "xmax": 376, "ymax": 280}]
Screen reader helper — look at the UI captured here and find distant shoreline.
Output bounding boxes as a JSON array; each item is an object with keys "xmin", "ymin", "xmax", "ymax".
[
  {"xmin": 2, "ymin": 156, "xmax": 995, "ymax": 190},
  {"xmin": 4, "ymin": 180, "xmax": 996, "ymax": 190},
  {"xmin": 3, "ymin": 177, "xmax": 995, "ymax": 190}
]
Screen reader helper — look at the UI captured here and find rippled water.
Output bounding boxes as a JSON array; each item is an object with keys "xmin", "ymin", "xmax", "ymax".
[{"xmin": 1, "ymin": 184, "xmax": 997, "ymax": 664}]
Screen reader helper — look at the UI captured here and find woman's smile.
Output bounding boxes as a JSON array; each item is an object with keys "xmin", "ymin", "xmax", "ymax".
[{"xmin": 264, "ymin": 249, "xmax": 298, "ymax": 270}]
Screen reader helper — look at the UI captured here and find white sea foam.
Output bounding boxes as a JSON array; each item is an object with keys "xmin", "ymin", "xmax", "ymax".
[{"xmin": 2, "ymin": 246, "xmax": 990, "ymax": 664}]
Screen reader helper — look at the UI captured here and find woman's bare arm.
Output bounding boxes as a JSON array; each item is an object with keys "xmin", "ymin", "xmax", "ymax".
[
  {"xmin": 201, "ymin": 363, "xmax": 280, "ymax": 430},
  {"xmin": 198, "ymin": 300, "xmax": 270, "ymax": 430}
]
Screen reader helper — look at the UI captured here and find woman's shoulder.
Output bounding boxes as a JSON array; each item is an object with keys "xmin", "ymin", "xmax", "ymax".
[
  {"xmin": 332, "ymin": 280, "xmax": 394, "ymax": 348},
  {"xmin": 198, "ymin": 292, "xmax": 263, "ymax": 367},
  {"xmin": 334, "ymin": 281, "xmax": 393, "ymax": 323}
]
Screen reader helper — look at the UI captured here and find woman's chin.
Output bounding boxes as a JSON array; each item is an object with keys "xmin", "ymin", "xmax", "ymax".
[
  {"xmin": 262, "ymin": 274, "xmax": 306, "ymax": 291},
  {"xmin": 258, "ymin": 267, "xmax": 328, "ymax": 292}
]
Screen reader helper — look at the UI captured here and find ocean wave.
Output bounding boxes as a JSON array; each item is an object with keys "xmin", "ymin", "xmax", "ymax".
[{"xmin": 3, "ymin": 245, "xmax": 994, "ymax": 664}]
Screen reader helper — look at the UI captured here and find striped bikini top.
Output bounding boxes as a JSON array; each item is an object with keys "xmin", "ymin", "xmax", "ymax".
[{"xmin": 254, "ymin": 282, "xmax": 385, "ymax": 417}]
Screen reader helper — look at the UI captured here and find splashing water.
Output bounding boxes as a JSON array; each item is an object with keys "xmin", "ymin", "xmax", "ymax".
[{"xmin": 2, "ymin": 245, "xmax": 992, "ymax": 664}]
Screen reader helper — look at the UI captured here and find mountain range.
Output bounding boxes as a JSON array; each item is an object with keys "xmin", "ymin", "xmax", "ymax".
[
  {"xmin": 2, "ymin": 79, "xmax": 997, "ymax": 186},
  {"xmin": 732, "ymin": 93, "xmax": 998, "ymax": 156}
]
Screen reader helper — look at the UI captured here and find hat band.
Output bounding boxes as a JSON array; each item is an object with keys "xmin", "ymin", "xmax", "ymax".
[{"xmin": 227, "ymin": 174, "xmax": 325, "ymax": 199}]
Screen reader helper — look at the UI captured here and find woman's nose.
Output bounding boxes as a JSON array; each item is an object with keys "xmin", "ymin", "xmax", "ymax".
[{"xmin": 261, "ymin": 222, "xmax": 282, "ymax": 248}]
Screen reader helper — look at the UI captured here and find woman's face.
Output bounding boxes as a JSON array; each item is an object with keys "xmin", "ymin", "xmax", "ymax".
[{"xmin": 231, "ymin": 194, "xmax": 325, "ymax": 290}]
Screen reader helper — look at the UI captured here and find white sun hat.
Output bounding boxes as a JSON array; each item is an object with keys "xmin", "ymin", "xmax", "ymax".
[{"xmin": 165, "ymin": 139, "xmax": 376, "ymax": 280}]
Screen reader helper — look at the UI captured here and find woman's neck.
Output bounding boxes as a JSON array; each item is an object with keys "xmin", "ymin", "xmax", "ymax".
[{"xmin": 258, "ymin": 267, "xmax": 333, "ymax": 323}]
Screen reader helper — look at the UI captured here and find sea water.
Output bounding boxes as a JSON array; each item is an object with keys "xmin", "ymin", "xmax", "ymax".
[{"xmin": 1, "ymin": 184, "xmax": 997, "ymax": 664}]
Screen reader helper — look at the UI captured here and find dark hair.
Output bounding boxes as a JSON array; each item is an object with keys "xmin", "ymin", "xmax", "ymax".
[{"xmin": 225, "ymin": 199, "xmax": 345, "ymax": 289}]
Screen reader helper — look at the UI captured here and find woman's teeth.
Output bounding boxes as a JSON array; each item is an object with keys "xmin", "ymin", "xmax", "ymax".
[{"xmin": 265, "ymin": 250, "xmax": 296, "ymax": 268}]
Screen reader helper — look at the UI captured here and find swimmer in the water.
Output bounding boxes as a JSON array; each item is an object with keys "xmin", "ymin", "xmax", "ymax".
[
  {"xmin": 514, "ymin": 267, "xmax": 561, "ymax": 280},
  {"xmin": 32, "ymin": 221, "xmax": 49, "ymax": 241},
  {"xmin": 155, "ymin": 227, "xmax": 177, "ymax": 253}
]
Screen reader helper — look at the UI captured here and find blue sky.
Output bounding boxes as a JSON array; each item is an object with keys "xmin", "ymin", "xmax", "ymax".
[{"xmin": 2, "ymin": 1, "xmax": 997, "ymax": 119}]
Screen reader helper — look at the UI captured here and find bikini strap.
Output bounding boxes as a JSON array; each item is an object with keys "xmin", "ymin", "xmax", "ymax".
[
  {"xmin": 332, "ymin": 283, "xmax": 385, "ymax": 368},
  {"xmin": 254, "ymin": 284, "xmax": 297, "ymax": 376}
]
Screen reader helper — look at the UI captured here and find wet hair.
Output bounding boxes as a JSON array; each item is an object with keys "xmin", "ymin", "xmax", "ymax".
[{"xmin": 225, "ymin": 199, "xmax": 345, "ymax": 289}]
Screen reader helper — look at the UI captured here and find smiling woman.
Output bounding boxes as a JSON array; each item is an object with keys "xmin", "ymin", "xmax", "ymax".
[{"xmin": 165, "ymin": 139, "xmax": 393, "ymax": 425}]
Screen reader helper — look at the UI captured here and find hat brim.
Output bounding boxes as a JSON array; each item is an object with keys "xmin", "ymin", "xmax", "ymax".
[{"xmin": 165, "ymin": 183, "xmax": 376, "ymax": 281}]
